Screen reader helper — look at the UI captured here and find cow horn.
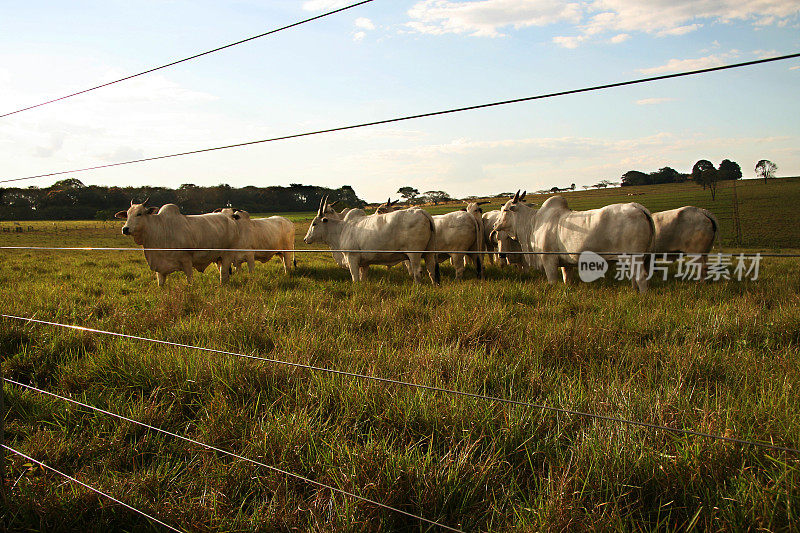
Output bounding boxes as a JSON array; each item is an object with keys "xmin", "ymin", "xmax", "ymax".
[
  {"xmin": 142, "ymin": 197, "xmax": 150, "ymax": 206},
  {"xmin": 322, "ymin": 195, "xmax": 329, "ymax": 214},
  {"xmin": 520, "ymin": 190, "xmax": 527, "ymax": 201},
  {"xmin": 512, "ymin": 190, "xmax": 520, "ymax": 203},
  {"xmin": 130, "ymin": 199, "xmax": 135, "ymax": 207}
]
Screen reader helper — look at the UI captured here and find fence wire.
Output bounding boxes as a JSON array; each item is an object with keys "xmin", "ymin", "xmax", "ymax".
[
  {"xmin": 3, "ymin": 380, "xmax": 465, "ymax": 533},
  {"xmin": 1, "ymin": 246, "xmax": 798, "ymax": 257},
  {"xmin": 2, "ymin": 444, "xmax": 182, "ymax": 532},
  {"xmin": 2, "ymin": 52, "xmax": 798, "ymax": 185},
  {"xmin": 3, "ymin": 314, "xmax": 797, "ymax": 455}
]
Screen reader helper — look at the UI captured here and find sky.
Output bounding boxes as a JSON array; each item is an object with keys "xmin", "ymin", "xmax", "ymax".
[{"xmin": 1, "ymin": 0, "xmax": 798, "ymax": 202}]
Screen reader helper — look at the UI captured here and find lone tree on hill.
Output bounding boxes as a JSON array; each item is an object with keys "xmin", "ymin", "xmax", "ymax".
[
  {"xmin": 691, "ymin": 160, "xmax": 715, "ymax": 190},
  {"xmin": 397, "ymin": 186, "xmax": 420, "ymax": 203},
  {"xmin": 423, "ymin": 190, "xmax": 451, "ymax": 205},
  {"xmin": 755, "ymin": 160, "xmax": 777, "ymax": 183},
  {"xmin": 718, "ymin": 159, "xmax": 742, "ymax": 181}
]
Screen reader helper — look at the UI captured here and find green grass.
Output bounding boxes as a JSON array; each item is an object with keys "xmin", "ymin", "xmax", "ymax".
[{"xmin": 1, "ymin": 180, "xmax": 799, "ymax": 532}]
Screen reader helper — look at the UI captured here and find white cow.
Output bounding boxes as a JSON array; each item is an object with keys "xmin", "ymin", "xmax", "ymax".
[
  {"xmin": 652, "ymin": 206, "xmax": 718, "ymax": 277},
  {"xmin": 215, "ymin": 208, "xmax": 295, "ymax": 274},
  {"xmin": 115, "ymin": 201, "xmax": 239, "ymax": 286},
  {"xmin": 493, "ymin": 192, "xmax": 655, "ymax": 292},
  {"xmin": 479, "ymin": 207, "xmax": 527, "ymax": 270},
  {"xmin": 304, "ymin": 197, "xmax": 439, "ymax": 283},
  {"xmin": 431, "ymin": 210, "xmax": 484, "ymax": 280}
]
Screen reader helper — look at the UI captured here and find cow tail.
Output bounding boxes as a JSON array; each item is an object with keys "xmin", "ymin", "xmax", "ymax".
[
  {"xmin": 471, "ymin": 214, "xmax": 484, "ymax": 280},
  {"xmin": 423, "ymin": 210, "xmax": 441, "ymax": 285},
  {"xmin": 633, "ymin": 203, "xmax": 656, "ymax": 273},
  {"xmin": 699, "ymin": 208, "xmax": 719, "ymax": 245}
]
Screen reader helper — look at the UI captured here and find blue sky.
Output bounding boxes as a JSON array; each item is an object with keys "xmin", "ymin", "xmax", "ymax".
[{"xmin": 1, "ymin": 0, "xmax": 798, "ymax": 202}]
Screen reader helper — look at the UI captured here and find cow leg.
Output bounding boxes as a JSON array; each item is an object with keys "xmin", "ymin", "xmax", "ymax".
[
  {"xmin": 346, "ymin": 254, "xmax": 361, "ymax": 282},
  {"xmin": 405, "ymin": 253, "xmax": 423, "ymax": 283},
  {"xmin": 562, "ymin": 266, "xmax": 577, "ymax": 284},
  {"xmin": 633, "ymin": 263, "xmax": 649, "ymax": 293},
  {"xmin": 156, "ymin": 272, "xmax": 167, "ymax": 287},
  {"xmin": 359, "ymin": 265, "xmax": 369, "ymax": 280},
  {"xmin": 247, "ymin": 253, "xmax": 256, "ymax": 274},
  {"xmin": 182, "ymin": 263, "xmax": 193, "ymax": 284},
  {"xmin": 543, "ymin": 258, "xmax": 560, "ymax": 284},
  {"xmin": 451, "ymin": 253, "xmax": 466, "ymax": 280}
]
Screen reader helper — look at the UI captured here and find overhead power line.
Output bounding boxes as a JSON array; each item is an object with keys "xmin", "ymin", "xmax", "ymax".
[
  {"xmin": 5, "ymin": 380, "xmax": 464, "ymax": 532},
  {"xmin": 1, "ymin": 52, "xmax": 797, "ymax": 185},
  {"xmin": 3, "ymin": 314, "xmax": 797, "ymax": 455},
  {"xmin": 2, "ymin": 445, "xmax": 182, "ymax": 532},
  {"xmin": 0, "ymin": 0, "xmax": 374, "ymax": 119}
]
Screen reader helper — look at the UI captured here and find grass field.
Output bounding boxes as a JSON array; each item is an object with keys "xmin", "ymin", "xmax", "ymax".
[{"xmin": 1, "ymin": 179, "xmax": 799, "ymax": 532}]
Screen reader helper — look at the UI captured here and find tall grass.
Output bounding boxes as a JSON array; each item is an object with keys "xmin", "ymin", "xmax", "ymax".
[{"xmin": 1, "ymin": 183, "xmax": 799, "ymax": 531}]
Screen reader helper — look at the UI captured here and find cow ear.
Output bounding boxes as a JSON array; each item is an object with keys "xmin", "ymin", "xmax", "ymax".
[
  {"xmin": 321, "ymin": 217, "xmax": 328, "ymax": 223},
  {"xmin": 146, "ymin": 207, "xmax": 158, "ymax": 215},
  {"xmin": 114, "ymin": 210, "xmax": 128, "ymax": 219},
  {"xmin": 460, "ymin": 208, "xmax": 466, "ymax": 211},
  {"xmin": 233, "ymin": 214, "xmax": 240, "ymax": 220}
]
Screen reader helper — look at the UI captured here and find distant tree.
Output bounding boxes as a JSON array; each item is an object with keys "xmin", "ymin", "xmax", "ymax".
[
  {"xmin": 691, "ymin": 160, "xmax": 715, "ymax": 190},
  {"xmin": 550, "ymin": 186, "xmax": 560, "ymax": 193},
  {"xmin": 593, "ymin": 179, "xmax": 614, "ymax": 189},
  {"xmin": 717, "ymin": 159, "xmax": 742, "ymax": 181},
  {"xmin": 397, "ymin": 186, "xmax": 420, "ymax": 203},
  {"xmin": 621, "ymin": 170, "xmax": 650, "ymax": 186},
  {"xmin": 755, "ymin": 159, "xmax": 778, "ymax": 183},
  {"xmin": 50, "ymin": 178, "xmax": 86, "ymax": 189},
  {"xmin": 581, "ymin": 185, "xmax": 591, "ymax": 190},
  {"xmin": 650, "ymin": 166, "xmax": 682, "ymax": 184},
  {"xmin": 570, "ymin": 183, "xmax": 576, "ymax": 190},
  {"xmin": 423, "ymin": 190, "xmax": 452, "ymax": 205}
]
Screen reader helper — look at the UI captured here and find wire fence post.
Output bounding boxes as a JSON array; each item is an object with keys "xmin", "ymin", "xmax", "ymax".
[
  {"xmin": 1, "ymin": 353, "xmax": 6, "ymax": 505},
  {"xmin": 731, "ymin": 178, "xmax": 742, "ymax": 246}
]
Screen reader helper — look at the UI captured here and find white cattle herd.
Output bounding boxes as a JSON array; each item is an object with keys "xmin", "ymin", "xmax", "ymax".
[{"xmin": 116, "ymin": 191, "xmax": 718, "ymax": 292}]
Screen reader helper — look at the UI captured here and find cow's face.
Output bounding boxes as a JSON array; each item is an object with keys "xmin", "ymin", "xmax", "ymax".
[
  {"xmin": 494, "ymin": 199, "xmax": 520, "ymax": 239},
  {"xmin": 303, "ymin": 215, "xmax": 329, "ymax": 244},
  {"xmin": 115, "ymin": 203, "xmax": 157, "ymax": 244}
]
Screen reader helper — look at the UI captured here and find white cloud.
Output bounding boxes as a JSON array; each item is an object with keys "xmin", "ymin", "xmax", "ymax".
[
  {"xmin": 638, "ymin": 52, "xmax": 734, "ymax": 74},
  {"xmin": 753, "ymin": 48, "xmax": 778, "ymax": 58},
  {"xmin": 553, "ymin": 35, "xmax": 586, "ymax": 48},
  {"xmin": 355, "ymin": 17, "xmax": 376, "ymax": 30},
  {"xmin": 352, "ymin": 31, "xmax": 367, "ymax": 42},
  {"xmin": 406, "ymin": 0, "xmax": 582, "ymax": 38},
  {"xmin": 609, "ymin": 32, "xmax": 630, "ymax": 43},
  {"xmin": 635, "ymin": 97, "xmax": 676, "ymax": 105},
  {"xmin": 405, "ymin": 0, "xmax": 800, "ymax": 45},
  {"xmin": 790, "ymin": 65, "xmax": 800, "ymax": 70}
]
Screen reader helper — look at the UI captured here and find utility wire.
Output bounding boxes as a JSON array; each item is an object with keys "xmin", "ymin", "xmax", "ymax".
[
  {"xmin": 0, "ymin": 1, "xmax": 374, "ymax": 119},
  {"xmin": 2, "ymin": 444, "xmax": 182, "ymax": 532},
  {"xmin": 4, "ymin": 380, "xmax": 464, "ymax": 532},
  {"xmin": 1, "ymin": 52, "xmax": 798, "ymax": 185},
  {"xmin": 3, "ymin": 314, "xmax": 797, "ymax": 455},
  {"xmin": 0, "ymin": 246, "xmax": 797, "ymax": 257}
]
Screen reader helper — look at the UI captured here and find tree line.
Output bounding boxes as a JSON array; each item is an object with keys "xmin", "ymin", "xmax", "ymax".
[{"xmin": 0, "ymin": 179, "xmax": 366, "ymax": 221}]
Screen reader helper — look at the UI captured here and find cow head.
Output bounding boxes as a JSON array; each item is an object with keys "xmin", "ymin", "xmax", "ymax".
[
  {"xmin": 465, "ymin": 200, "xmax": 490, "ymax": 215},
  {"xmin": 116, "ymin": 199, "xmax": 157, "ymax": 244},
  {"xmin": 303, "ymin": 196, "xmax": 333, "ymax": 244},
  {"xmin": 493, "ymin": 190, "xmax": 526, "ymax": 240},
  {"xmin": 374, "ymin": 197, "xmax": 399, "ymax": 215},
  {"xmin": 213, "ymin": 207, "xmax": 244, "ymax": 220}
]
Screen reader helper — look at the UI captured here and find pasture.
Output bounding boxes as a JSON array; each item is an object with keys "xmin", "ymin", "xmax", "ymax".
[{"xmin": 1, "ymin": 180, "xmax": 799, "ymax": 532}]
